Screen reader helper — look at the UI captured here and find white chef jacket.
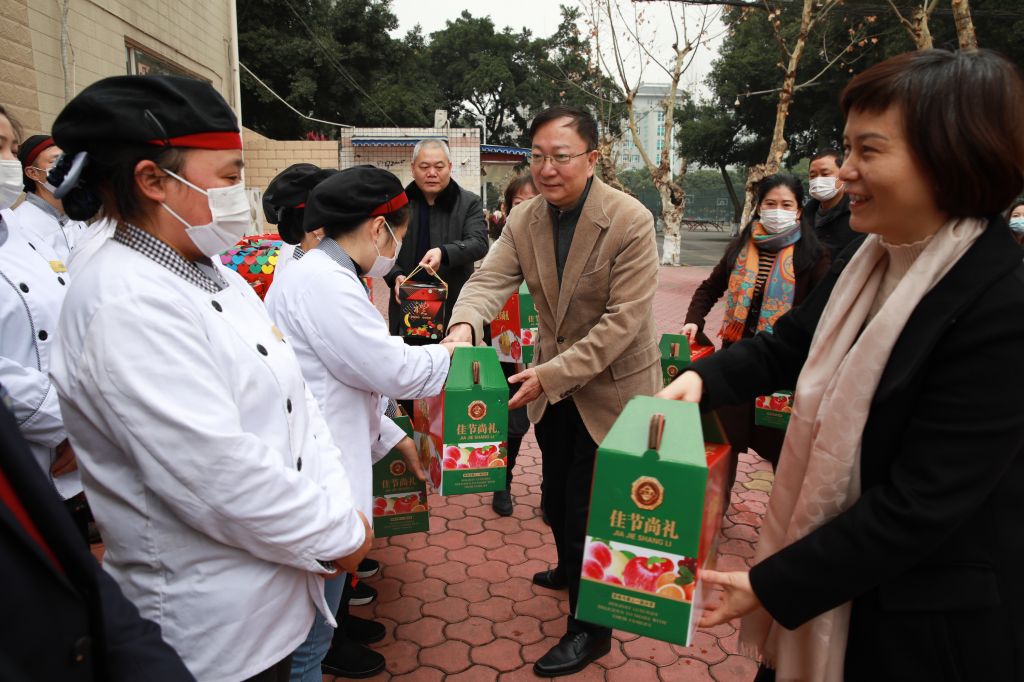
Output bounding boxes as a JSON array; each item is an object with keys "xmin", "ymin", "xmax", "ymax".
[
  {"xmin": 66, "ymin": 217, "xmax": 115, "ymax": 274},
  {"xmin": 13, "ymin": 192, "xmax": 87, "ymax": 262},
  {"xmin": 0, "ymin": 209, "xmax": 81, "ymax": 499},
  {"xmin": 264, "ymin": 240, "xmax": 449, "ymax": 518},
  {"xmin": 50, "ymin": 228, "xmax": 366, "ymax": 682}
]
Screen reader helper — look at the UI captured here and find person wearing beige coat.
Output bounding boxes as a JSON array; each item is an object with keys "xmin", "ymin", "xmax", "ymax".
[{"xmin": 446, "ymin": 106, "xmax": 661, "ymax": 677}]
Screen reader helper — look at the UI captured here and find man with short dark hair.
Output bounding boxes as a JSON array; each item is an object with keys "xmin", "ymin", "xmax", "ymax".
[
  {"xmin": 804, "ymin": 148, "xmax": 856, "ymax": 257},
  {"xmin": 385, "ymin": 140, "xmax": 488, "ymax": 339},
  {"xmin": 446, "ymin": 105, "xmax": 661, "ymax": 677}
]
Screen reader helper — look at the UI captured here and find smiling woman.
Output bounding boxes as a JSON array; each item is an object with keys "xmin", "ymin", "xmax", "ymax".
[{"xmin": 659, "ymin": 49, "xmax": 1024, "ymax": 682}]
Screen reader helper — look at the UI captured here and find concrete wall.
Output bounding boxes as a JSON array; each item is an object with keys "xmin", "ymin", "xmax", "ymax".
[{"xmin": 3, "ymin": 0, "xmax": 234, "ymax": 137}]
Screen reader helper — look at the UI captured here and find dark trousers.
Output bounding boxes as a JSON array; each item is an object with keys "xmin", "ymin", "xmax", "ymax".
[
  {"xmin": 244, "ymin": 656, "xmax": 292, "ymax": 682},
  {"xmin": 534, "ymin": 398, "xmax": 611, "ymax": 637}
]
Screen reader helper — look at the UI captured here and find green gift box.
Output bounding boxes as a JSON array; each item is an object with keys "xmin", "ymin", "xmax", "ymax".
[
  {"xmin": 754, "ymin": 391, "xmax": 793, "ymax": 430},
  {"xmin": 414, "ymin": 347, "xmax": 509, "ymax": 495},
  {"xmin": 371, "ymin": 412, "xmax": 429, "ymax": 537},
  {"xmin": 576, "ymin": 396, "xmax": 732, "ymax": 646},
  {"xmin": 491, "ymin": 281, "xmax": 539, "ymax": 365},
  {"xmin": 659, "ymin": 334, "xmax": 691, "ymax": 386},
  {"xmin": 659, "ymin": 334, "xmax": 715, "ymax": 386}
]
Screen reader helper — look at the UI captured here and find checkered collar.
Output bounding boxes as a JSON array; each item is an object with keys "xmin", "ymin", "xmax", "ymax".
[
  {"xmin": 114, "ymin": 223, "xmax": 226, "ymax": 294},
  {"xmin": 316, "ymin": 237, "xmax": 360, "ymax": 279}
]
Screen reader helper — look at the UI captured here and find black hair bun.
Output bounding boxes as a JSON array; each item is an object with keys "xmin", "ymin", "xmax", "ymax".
[
  {"xmin": 49, "ymin": 152, "xmax": 102, "ymax": 221},
  {"xmin": 276, "ymin": 207, "xmax": 305, "ymax": 245}
]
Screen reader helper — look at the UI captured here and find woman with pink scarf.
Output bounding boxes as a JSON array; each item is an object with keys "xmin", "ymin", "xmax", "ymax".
[{"xmin": 660, "ymin": 49, "xmax": 1024, "ymax": 681}]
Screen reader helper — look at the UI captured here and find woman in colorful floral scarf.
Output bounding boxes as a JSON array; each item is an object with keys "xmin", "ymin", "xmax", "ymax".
[{"xmin": 682, "ymin": 174, "xmax": 830, "ymax": 471}]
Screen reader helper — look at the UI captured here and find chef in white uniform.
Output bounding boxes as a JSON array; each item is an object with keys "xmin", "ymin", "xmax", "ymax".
[
  {"xmin": 47, "ymin": 75, "xmax": 373, "ymax": 682},
  {"xmin": 0, "ymin": 112, "xmax": 90, "ymax": 543},
  {"xmin": 14, "ymin": 134, "xmax": 86, "ymax": 261},
  {"xmin": 265, "ymin": 166, "xmax": 455, "ymax": 680},
  {"xmin": 262, "ymin": 163, "xmax": 332, "ymax": 281}
]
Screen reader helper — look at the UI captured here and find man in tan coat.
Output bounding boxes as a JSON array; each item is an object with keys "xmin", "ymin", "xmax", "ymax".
[{"xmin": 446, "ymin": 105, "xmax": 661, "ymax": 677}]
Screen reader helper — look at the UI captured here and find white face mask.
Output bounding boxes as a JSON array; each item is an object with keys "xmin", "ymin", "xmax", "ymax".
[
  {"xmin": 1010, "ymin": 217, "xmax": 1024, "ymax": 233},
  {"xmin": 0, "ymin": 159, "xmax": 23, "ymax": 210},
  {"xmin": 759, "ymin": 208, "xmax": 799, "ymax": 233},
  {"xmin": 160, "ymin": 168, "xmax": 251, "ymax": 257},
  {"xmin": 367, "ymin": 220, "xmax": 401, "ymax": 278},
  {"xmin": 808, "ymin": 176, "xmax": 842, "ymax": 202}
]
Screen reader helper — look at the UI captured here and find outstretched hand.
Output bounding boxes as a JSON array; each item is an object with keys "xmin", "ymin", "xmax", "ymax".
[{"xmin": 697, "ymin": 569, "xmax": 762, "ymax": 628}]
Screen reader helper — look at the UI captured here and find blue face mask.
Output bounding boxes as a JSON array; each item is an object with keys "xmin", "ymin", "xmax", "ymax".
[{"xmin": 1009, "ymin": 217, "xmax": 1024, "ymax": 233}]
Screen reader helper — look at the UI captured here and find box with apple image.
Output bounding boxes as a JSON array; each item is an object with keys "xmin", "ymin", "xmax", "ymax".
[
  {"xmin": 371, "ymin": 412, "xmax": 429, "ymax": 537},
  {"xmin": 491, "ymin": 281, "xmax": 538, "ymax": 365},
  {"xmin": 658, "ymin": 334, "xmax": 714, "ymax": 387},
  {"xmin": 576, "ymin": 396, "xmax": 732, "ymax": 646},
  {"xmin": 754, "ymin": 390, "xmax": 793, "ymax": 430},
  {"xmin": 414, "ymin": 347, "xmax": 509, "ymax": 495}
]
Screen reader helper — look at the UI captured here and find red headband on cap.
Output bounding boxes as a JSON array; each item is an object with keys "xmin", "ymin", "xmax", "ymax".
[
  {"xmin": 147, "ymin": 131, "xmax": 243, "ymax": 150},
  {"xmin": 370, "ymin": 192, "xmax": 409, "ymax": 217},
  {"xmin": 24, "ymin": 137, "xmax": 55, "ymax": 167}
]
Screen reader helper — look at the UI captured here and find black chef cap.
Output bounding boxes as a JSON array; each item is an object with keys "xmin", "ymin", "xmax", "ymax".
[
  {"xmin": 303, "ymin": 165, "xmax": 408, "ymax": 234},
  {"xmin": 52, "ymin": 75, "xmax": 241, "ymax": 155},
  {"xmin": 17, "ymin": 134, "xmax": 55, "ymax": 193},
  {"xmin": 47, "ymin": 75, "xmax": 241, "ymax": 222},
  {"xmin": 263, "ymin": 164, "xmax": 337, "ymax": 244}
]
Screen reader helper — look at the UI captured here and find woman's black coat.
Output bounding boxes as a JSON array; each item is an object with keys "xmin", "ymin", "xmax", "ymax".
[{"xmin": 691, "ymin": 218, "xmax": 1024, "ymax": 681}]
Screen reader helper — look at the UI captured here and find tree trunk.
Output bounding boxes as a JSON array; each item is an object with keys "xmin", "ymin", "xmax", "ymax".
[
  {"xmin": 719, "ymin": 162, "xmax": 742, "ymax": 225},
  {"xmin": 596, "ymin": 136, "xmax": 630, "ymax": 194},
  {"xmin": 951, "ymin": 0, "xmax": 978, "ymax": 50},
  {"xmin": 740, "ymin": 0, "xmax": 813, "ymax": 228},
  {"xmin": 911, "ymin": 1, "xmax": 935, "ymax": 49},
  {"xmin": 657, "ymin": 183, "xmax": 684, "ymax": 267}
]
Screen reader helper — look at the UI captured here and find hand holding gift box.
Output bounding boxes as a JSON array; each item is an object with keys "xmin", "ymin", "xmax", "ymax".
[
  {"xmin": 659, "ymin": 334, "xmax": 716, "ymax": 386},
  {"xmin": 576, "ymin": 396, "xmax": 731, "ymax": 646},
  {"xmin": 371, "ymin": 410, "xmax": 429, "ymax": 537},
  {"xmin": 398, "ymin": 264, "xmax": 447, "ymax": 340},
  {"xmin": 414, "ymin": 347, "xmax": 509, "ymax": 495}
]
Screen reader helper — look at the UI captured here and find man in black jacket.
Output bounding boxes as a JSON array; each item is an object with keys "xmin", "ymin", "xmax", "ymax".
[
  {"xmin": 385, "ymin": 139, "xmax": 488, "ymax": 338},
  {"xmin": 0, "ymin": 387, "xmax": 193, "ymax": 682},
  {"xmin": 803, "ymin": 148, "xmax": 857, "ymax": 258}
]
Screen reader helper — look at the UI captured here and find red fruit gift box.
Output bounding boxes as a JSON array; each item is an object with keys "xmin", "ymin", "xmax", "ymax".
[
  {"xmin": 658, "ymin": 334, "xmax": 714, "ymax": 387},
  {"xmin": 754, "ymin": 390, "xmax": 794, "ymax": 430},
  {"xmin": 414, "ymin": 347, "xmax": 508, "ymax": 495},
  {"xmin": 491, "ymin": 281, "xmax": 539, "ymax": 364},
  {"xmin": 577, "ymin": 396, "xmax": 732, "ymax": 646},
  {"xmin": 399, "ymin": 265, "xmax": 447, "ymax": 341},
  {"xmin": 371, "ymin": 410, "xmax": 429, "ymax": 537}
]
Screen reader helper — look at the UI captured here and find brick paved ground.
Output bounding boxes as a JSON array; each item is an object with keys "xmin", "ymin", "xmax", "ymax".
[{"xmin": 343, "ymin": 266, "xmax": 772, "ymax": 681}]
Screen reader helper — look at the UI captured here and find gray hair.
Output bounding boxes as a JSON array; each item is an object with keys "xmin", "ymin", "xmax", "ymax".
[{"xmin": 412, "ymin": 139, "xmax": 451, "ymax": 164}]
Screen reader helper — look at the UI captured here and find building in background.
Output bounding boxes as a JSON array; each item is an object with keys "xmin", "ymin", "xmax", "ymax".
[
  {"xmin": 612, "ymin": 83, "xmax": 687, "ymax": 176},
  {"xmin": 1, "ymin": 0, "xmax": 240, "ymax": 136}
]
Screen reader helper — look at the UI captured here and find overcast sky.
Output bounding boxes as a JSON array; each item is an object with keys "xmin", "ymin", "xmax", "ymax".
[{"xmin": 388, "ymin": 0, "xmax": 726, "ymax": 99}]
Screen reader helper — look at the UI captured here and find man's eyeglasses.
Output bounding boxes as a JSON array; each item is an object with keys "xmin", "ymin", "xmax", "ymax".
[{"xmin": 528, "ymin": 150, "xmax": 592, "ymax": 167}]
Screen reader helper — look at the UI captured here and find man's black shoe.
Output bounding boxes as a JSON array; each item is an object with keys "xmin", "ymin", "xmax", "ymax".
[
  {"xmin": 343, "ymin": 614, "xmax": 386, "ymax": 645},
  {"xmin": 348, "ymin": 581, "xmax": 377, "ymax": 606},
  {"xmin": 533, "ymin": 631, "xmax": 611, "ymax": 677},
  {"xmin": 321, "ymin": 635, "xmax": 386, "ymax": 679},
  {"xmin": 532, "ymin": 568, "xmax": 567, "ymax": 591},
  {"xmin": 355, "ymin": 558, "xmax": 380, "ymax": 579},
  {"xmin": 492, "ymin": 489, "xmax": 513, "ymax": 516}
]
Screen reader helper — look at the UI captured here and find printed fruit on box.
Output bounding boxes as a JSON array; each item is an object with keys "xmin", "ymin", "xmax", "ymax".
[
  {"xmin": 371, "ymin": 412, "xmax": 429, "ymax": 537},
  {"xmin": 491, "ymin": 281, "xmax": 538, "ymax": 364},
  {"xmin": 414, "ymin": 347, "xmax": 508, "ymax": 495},
  {"xmin": 576, "ymin": 396, "xmax": 732, "ymax": 646}
]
